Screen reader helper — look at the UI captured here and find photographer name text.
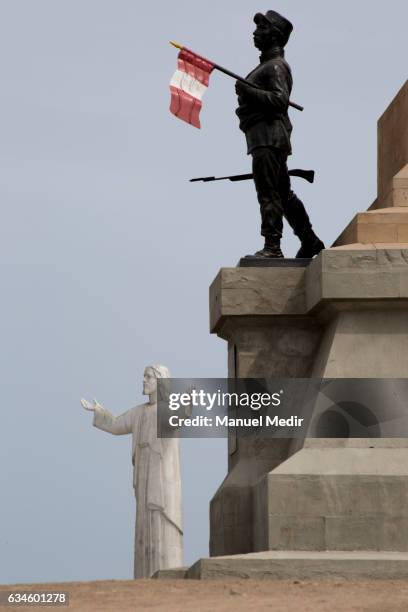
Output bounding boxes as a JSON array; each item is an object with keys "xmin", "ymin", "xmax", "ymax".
[{"xmin": 168, "ymin": 414, "xmax": 304, "ymax": 428}]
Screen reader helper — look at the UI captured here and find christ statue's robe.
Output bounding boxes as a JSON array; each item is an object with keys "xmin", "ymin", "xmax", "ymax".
[{"xmin": 93, "ymin": 402, "xmax": 183, "ymax": 578}]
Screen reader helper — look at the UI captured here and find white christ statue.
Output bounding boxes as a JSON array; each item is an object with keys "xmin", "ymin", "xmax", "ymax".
[{"xmin": 81, "ymin": 364, "xmax": 183, "ymax": 578}]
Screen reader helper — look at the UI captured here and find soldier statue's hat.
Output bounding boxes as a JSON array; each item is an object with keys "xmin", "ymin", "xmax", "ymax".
[{"xmin": 254, "ymin": 10, "xmax": 293, "ymax": 46}]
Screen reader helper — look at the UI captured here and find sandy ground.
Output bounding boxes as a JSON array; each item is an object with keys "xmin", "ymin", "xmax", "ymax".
[{"xmin": 1, "ymin": 579, "xmax": 408, "ymax": 612}]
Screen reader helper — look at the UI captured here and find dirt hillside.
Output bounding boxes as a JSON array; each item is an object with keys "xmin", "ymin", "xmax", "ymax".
[{"xmin": 1, "ymin": 579, "xmax": 408, "ymax": 611}]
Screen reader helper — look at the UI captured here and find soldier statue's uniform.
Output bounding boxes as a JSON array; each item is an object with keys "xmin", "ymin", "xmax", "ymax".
[{"xmin": 235, "ymin": 10, "xmax": 324, "ymax": 258}]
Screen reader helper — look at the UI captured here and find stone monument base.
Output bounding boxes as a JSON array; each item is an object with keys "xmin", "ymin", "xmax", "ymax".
[
  {"xmin": 253, "ymin": 440, "xmax": 408, "ymax": 553},
  {"xmin": 153, "ymin": 551, "xmax": 408, "ymax": 580}
]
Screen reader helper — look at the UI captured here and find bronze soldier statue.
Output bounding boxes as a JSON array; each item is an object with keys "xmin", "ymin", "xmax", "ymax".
[{"xmin": 235, "ymin": 10, "xmax": 324, "ymax": 258}]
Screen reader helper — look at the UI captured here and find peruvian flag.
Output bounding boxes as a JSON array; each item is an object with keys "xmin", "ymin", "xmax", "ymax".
[{"xmin": 169, "ymin": 47, "xmax": 215, "ymax": 129}]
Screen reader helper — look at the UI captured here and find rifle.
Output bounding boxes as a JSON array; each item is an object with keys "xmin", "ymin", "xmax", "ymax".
[{"xmin": 190, "ymin": 169, "xmax": 315, "ymax": 184}]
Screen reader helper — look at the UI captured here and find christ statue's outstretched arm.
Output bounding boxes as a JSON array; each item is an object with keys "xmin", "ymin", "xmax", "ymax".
[{"xmin": 81, "ymin": 398, "xmax": 133, "ymax": 435}]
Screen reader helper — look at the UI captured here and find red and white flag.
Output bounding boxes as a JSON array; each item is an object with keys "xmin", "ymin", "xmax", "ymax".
[{"xmin": 169, "ymin": 47, "xmax": 215, "ymax": 129}]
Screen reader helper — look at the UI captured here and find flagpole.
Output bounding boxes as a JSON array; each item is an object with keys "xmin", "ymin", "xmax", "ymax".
[{"xmin": 170, "ymin": 41, "xmax": 303, "ymax": 112}]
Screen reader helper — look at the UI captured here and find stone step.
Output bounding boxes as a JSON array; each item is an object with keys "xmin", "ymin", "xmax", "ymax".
[
  {"xmin": 185, "ymin": 550, "xmax": 408, "ymax": 580},
  {"xmin": 333, "ymin": 207, "xmax": 408, "ymax": 246},
  {"xmin": 370, "ymin": 164, "xmax": 408, "ymax": 210},
  {"xmin": 152, "ymin": 566, "xmax": 188, "ymax": 579}
]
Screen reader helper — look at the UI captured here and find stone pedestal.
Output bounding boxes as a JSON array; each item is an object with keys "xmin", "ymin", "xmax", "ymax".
[
  {"xmin": 209, "ymin": 81, "xmax": 408, "ymax": 567},
  {"xmin": 210, "ymin": 249, "xmax": 408, "ymax": 556}
]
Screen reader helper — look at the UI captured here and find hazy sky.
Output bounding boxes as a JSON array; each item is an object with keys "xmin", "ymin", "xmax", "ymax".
[{"xmin": 0, "ymin": 0, "xmax": 407, "ymax": 584}]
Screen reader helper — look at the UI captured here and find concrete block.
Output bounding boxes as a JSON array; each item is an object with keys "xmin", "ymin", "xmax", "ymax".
[
  {"xmin": 253, "ymin": 449, "xmax": 408, "ymax": 552},
  {"xmin": 370, "ymin": 166, "xmax": 408, "ymax": 209},
  {"xmin": 306, "ymin": 248, "xmax": 408, "ymax": 311},
  {"xmin": 398, "ymin": 224, "xmax": 408, "ymax": 241},
  {"xmin": 151, "ymin": 567, "xmax": 188, "ymax": 579},
  {"xmin": 311, "ymin": 310, "xmax": 408, "ymax": 377},
  {"xmin": 268, "ymin": 515, "xmax": 326, "ymax": 550},
  {"xmin": 324, "ymin": 515, "xmax": 408, "ymax": 551},
  {"xmin": 378, "ymin": 81, "xmax": 408, "ymax": 200},
  {"xmin": 187, "ymin": 551, "xmax": 408, "ymax": 580},
  {"xmin": 209, "ymin": 267, "xmax": 306, "ymax": 333},
  {"xmin": 333, "ymin": 208, "xmax": 408, "ymax": 246}
]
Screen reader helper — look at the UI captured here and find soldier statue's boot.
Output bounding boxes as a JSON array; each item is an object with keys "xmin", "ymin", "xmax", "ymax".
[
  {"xmin": 254, "ymin": 234, "xmax": 284, "ymax": 258},
  {"xmin": 296, "ymin": 229, "xmax": 325, "ymax": 259},
  {"xmin": 282, "ymin": 191, "xmax": 324, "ymax": 258}
]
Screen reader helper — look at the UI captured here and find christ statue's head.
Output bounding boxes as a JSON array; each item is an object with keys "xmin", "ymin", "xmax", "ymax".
[{"xmin": 143, "ymin": 364, "xmax": 171, "ymax": 401}]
